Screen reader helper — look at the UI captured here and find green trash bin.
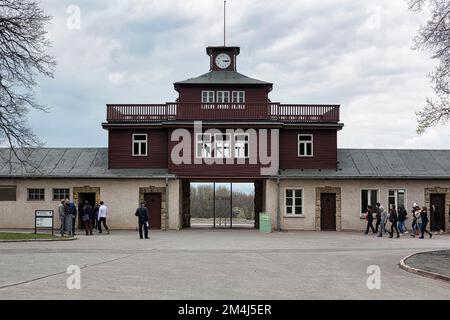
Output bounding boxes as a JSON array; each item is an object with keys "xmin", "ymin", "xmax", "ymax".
[{"xmin": 259, "ymin": 212, "xmax": 272, "ymax": 233}]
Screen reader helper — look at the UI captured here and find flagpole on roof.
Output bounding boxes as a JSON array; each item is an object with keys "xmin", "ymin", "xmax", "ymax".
[{"xmin": 224, "ymin": 0, "xmax": 226, "ymax": 46}]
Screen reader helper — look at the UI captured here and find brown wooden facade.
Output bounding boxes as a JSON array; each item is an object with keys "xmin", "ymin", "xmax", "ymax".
[{"xmin": 103, "ymin": 46, "xmax": 343, "ymax": 177}]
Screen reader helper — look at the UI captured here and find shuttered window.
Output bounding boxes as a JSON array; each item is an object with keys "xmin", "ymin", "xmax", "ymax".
[{"xmin": 0, "ymin": 186, "xmax": 16, "ymax": 201}]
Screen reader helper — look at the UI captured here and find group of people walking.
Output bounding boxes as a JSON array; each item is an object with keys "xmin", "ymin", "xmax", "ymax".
[
  {"xmin": 58, "ymin": 199, "xmax": 110, "ymax": 237},
  {"xmin": 58, "ymin": 199, "xmax": 151, "ymax": 239},
  {"xmin": 365, "ymin": 202, "xmax": 433, "ymax": 239}
]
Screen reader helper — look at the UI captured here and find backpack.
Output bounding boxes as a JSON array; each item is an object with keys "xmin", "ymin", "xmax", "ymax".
[{"xmin": 389, "ymin": 211, "xmax": 397, "ymax": 222}]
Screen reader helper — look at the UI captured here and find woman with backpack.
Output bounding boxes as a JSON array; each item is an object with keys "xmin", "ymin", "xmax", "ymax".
[
  {"xmin": 411, "ymin": 205, "xmax": 422, "ymax": 237},
  {"xmin": 388, "ymin": 204, "xmax": 400, "ymax": 238},
  {"xmin": 419, "ymin": 207, "xmax": 433, "ymax": 239},
  {"xmin": 397, "ymin": 205, "xmax": 407, "ymax": 234},
  {"xmin": 82, "ymin": 201, "xmax": 93, "ymax": 236}
]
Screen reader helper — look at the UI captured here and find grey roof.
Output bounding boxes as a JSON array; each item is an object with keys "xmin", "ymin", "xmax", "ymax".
[
  {"xmin": 1, "ymin": 148, "xmax": 449, "ymax": 180},
  {"xmin": 280, "ymin": 149, "xmax": 450, "ymax": 179},
  {"xmin": 0, "ymin": 148, "xmax": 173, "ymax": 179},
  {"xmin": 174, "ymin": 71, "xmax": 272, "ymax": 85}
]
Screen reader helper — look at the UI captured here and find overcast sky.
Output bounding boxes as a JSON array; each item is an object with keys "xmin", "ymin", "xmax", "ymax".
[{"xmin": 29, "ymin": 0, "xmax": 449, "ymax": 149}]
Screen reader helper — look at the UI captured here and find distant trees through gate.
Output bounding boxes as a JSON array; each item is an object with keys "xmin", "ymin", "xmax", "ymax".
[{"xmin": 190, "ymin": 183, "xmax": 255, "ymax": 227}]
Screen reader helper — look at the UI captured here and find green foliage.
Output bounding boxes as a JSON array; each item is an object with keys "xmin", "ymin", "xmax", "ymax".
[{"xmin": 190, "ymin": 184, "xmax": 254, "ymax": 220}]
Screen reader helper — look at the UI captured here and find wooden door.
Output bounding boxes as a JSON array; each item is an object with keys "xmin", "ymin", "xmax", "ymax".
[
  {"xmin": 430, "ymin": 194, "xmax": 445, "ymax": 232},
  {"xmin": 321, "ymin": 193, "xmax": 336, "ymax": 231},
  {"xmin": 144, "ymin": 193, "xmax": 162, "ymax": 230}
]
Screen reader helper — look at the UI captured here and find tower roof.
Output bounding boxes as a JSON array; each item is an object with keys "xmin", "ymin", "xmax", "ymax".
[{"xmin": 174, "ymin": 70, "xmax": 272, "ymax": 86}]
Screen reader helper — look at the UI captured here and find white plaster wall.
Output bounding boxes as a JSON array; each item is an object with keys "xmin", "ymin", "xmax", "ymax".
[
  {"xmin": 2, "ymin": 178, "xmax": 449, "ymax": 231},
  {"xmin": 264, "ymin": 179, "xmax": 278, "ymax": 230},
  {"xmin": 0, "ymin": 178, "xmax": 180, "ymax": 230},
  {"xmin": 167, "ymin": 179, "xmax": 181, "ymax": 230},
  {"xmin": 264, "ymin": 179, "xmax": 450, "ymax": 231}
]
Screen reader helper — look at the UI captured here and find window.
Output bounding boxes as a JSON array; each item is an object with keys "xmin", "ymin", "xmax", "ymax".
[
  {"xmin": 201, "ymin": 91, "xmax": 215, "ymax": 103},
  {"xmin": 28, "ymin": 188, "xmax": 45, "ymax": 201},
  {"xmin": 361, "ymin": 189, "xmax": 378, "ymax": 214},
  {"xmin": 388, "ymin": 189, "xmax": 406, "ymax": 209},
  {"xmin": 196, "ymin": 133, "xmax": 212, "ymax": 158},
  {"xmin": 298, "ymin": 134, "xmax": 313, "ymax": 157},
  {"xmin": 285, "ymin": 189, "xmax": 303, "ymax": 215},
  {"xmin": 234, "ymin": 133, "xmax": 249, "ymax": 158},
  {"xmin": 132, "ymin": 134, "xmax": 147, "ymax": 156},
  {"xmin": 0, "ymin": 186, "xmax": 16, "ymax": 201},
  {"xmin": 217, "ymin": 91, "xmax": 230, "ymax": 103},
  {"xmin": 53, "ymin": 188, "xmax": 70, "ymax": 201},
  {"xmin": 214, "ymin": 133, "xmax": 231, "ymax": 158},
  {"xmin": 232, "ymin": 91, "xmax": 245, "ymax": 103}
]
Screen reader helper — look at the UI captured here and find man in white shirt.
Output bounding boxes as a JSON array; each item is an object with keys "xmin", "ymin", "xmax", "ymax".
[{"xmin": 97, "ymin": 201, "xmax": 110, "ymax": 234}]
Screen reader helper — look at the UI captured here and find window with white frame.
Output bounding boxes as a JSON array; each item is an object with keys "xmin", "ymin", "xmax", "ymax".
[
  {"xmin": 232, "ymin": 91, "xmax": 245, "ymax": 103},
  {"xmin": 388, "ymin": 189, "xmax": 406, "ymax": 209},
  {"xmin": 201, "ymin": 91, "xmax": 215, "ymax": 103},
  {"xmin": 28, "ymin": 188, "xmax": 45, "ymax": 201},
  {"xmin": 196, "ymin": 133, "xmax": 212, "ymax": 158},
  {"xmin": 285, "ymin": 189, "xmax": 303, "ymax": 215},
  {"xmin": 214, "ymin": 133, "xmax": 231, "ymax": 158},
  {"xmin": 361, "ymin": 189, "xmax": 378, "ymax": 214},
  {"xmin": 234, "ymin": 133, "xmax": 249, "ymax": 158},
  {"xmin": 132, "ymin": 134, "xmax": 147, "ymax": 156},
  {"xmin": 216, "ymin": 91, "xmax": 230, "ymax": 103},
  {"xmin": 53, "ymin": 188, "xmax": 70, "ymax": 201},
  {"xmin": 298, "ymin": 134, "xmax": 313, "ymax": 157}
]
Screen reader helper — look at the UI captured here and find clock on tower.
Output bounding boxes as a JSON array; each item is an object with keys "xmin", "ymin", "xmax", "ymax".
[{"xmin": 206, "ymin": 46, "xmax": 240, "ymax": 71}]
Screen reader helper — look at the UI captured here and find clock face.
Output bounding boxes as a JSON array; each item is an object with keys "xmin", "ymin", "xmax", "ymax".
[{"xmin": 215, "ymin": 53, "xmax": 232, "ymax": 69}]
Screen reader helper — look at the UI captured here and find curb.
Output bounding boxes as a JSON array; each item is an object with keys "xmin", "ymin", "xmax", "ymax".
[
  {"xmin": 399, "ymin": 251, "xmax": 450, "ymax": 284},
  {"xmin": 0, "ymin": 236, "xmax": 78, "ymax": 243}
]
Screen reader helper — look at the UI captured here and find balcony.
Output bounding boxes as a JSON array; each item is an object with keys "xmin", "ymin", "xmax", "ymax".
[{"xmin": 106, "ymin": 103, "xmax": 340, "ymax": 123}]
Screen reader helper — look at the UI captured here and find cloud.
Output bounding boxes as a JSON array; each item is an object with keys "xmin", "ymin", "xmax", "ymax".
[{"xmin": 27, "ymin": 0, "xmax": 449, "ymax": 150}]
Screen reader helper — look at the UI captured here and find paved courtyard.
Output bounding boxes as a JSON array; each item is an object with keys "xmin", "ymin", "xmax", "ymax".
[{"xmin": 0, "ymin": 230, "xmax": 449, "ymax": 299}]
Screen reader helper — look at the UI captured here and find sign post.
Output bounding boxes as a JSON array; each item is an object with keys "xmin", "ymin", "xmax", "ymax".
[{"xmin": 35, "ymin": 210, "xmax": 54, "ymax": 235}]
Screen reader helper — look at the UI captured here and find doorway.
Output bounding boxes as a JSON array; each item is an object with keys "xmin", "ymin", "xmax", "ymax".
[
  {"xmin": 430, "ymin": 194, "xmax": 446, "ymax": 232},
  {"xmin": 320, "ymin": 193, "xmax": 336, "ymax": 231},
  {"xmin": 144, "ymin": 193, "xmax": 162, "ymax": 229},
  {"xmin": 77, "ymin": 192, "xmax": 96, "ymax": 229}
]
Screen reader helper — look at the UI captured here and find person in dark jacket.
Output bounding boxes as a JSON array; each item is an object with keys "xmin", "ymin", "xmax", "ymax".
[
  {"xmin": 364, "ymin": 205, "xmax": 375, "ymax": 234},
  {"xmin": 431, "ymin": 204, "xmax": 444, "ymax": 234},
  {"xmin": 135, "ymin": 202, "xmax": 149, "ymax": 239},
  {"xmin": 375, "ymin": 203, "xmax": 382, "ymax": 233},
  {"xmin": 420, "ymin": 206, "xmax": 433, "ymax": 239},
  {"xmin": 388, "ymin": 204, "xmax": 400, "ymax": 238},
  {"xmin": 68, "ymin": 201, "xmax": 77, "ymax": 236},
  {"xmin": 397, "ymin": 205, "xmax": 407, "ymax": 234},
  {"xmin": 92, "ymin": 202, "xmax": 100, "ymax": 231},
  {"xmin": 64, "ymin": 199, "xmax": 73, "ymax": 236},
  {"xmin": 82, "ymin": 201, "xmax": 93, "ymax": 236}
]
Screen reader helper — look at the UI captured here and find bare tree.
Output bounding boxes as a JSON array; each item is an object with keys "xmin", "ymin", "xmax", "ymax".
[
  {"xmin": 0, "ymin": 0, "xmax": 55, "ymax": 167},
  {"xmin": 408, "ymin": 0, "xmax": 450, "ymax": 133}
]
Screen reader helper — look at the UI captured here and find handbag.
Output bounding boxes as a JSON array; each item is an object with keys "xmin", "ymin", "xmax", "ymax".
[
  {"xmin": 146, "ymin": 221, "xmax": 149, "ymax": 228},
  {"xmin": 82, "ymin": 214, "xmax": 90, "ymax": 222}
]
